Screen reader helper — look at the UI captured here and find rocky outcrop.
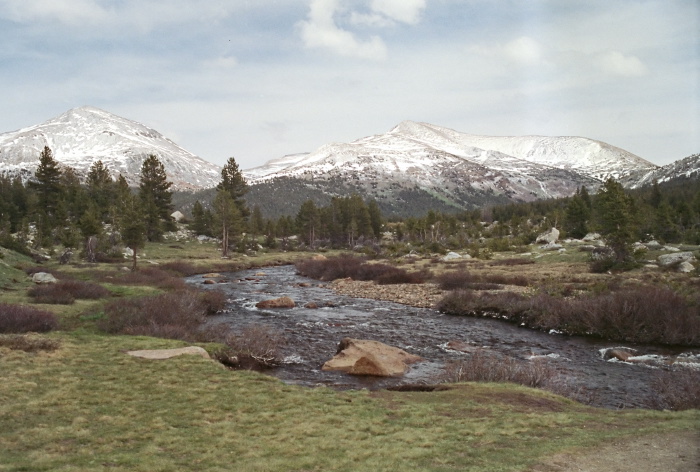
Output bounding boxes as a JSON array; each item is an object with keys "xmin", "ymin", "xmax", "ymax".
[
  {"xmin": 32, "ymin": 272, "xmax": 57, "ymax": 284},
  {"xmin": 126, "ymin": 346, "xmax": 210, "ymax": 360},
  {"xmin": 657, "ymin": 252, "xmax": 696, "ymax": 268},
  {"xmin": 536, "ymin": 228, "xmax": 559, "ymax": 244},
  {"xmin": 322, "ymin": 338, "xmax": 422, "ymax": 377},
  {"xmin": 256, "ymin": 296, "xmax": 296, "ymax": 309}
]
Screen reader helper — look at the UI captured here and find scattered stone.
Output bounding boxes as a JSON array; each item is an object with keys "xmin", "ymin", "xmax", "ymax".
[
  {"xmin": 657, "ymin": 252, "xmax": 696, "ymax": 268},
  {"xmin": 255, "ymin": 272, "xmax": 266, "ymax": 276},
  {"xmin": 203, "ymin": 279, "xmax": 217, "ymax": 285},
  {"xmin": 170, "ymin": 210, "xmax": 185, "ymax": 222},
  {"xmin": 312, "ymin": 254, "xmax": 327, "ymax": 261},
  {"xmin": 123, "ymin": 247, "xmax": 134, "ymax": 258},
  {"xmin": 540, "ymin": 242, "xmax": 563, "ymax": 251},
  {"xmin": 663, "ymin": 246, "xmax": 680, "ymax": 252},
  {"xmin": 256, "ymin": 296, "xmax": 296, "ymax": 309},
  {"xmin": 304, "ymin": 302, "xmax": 319, "ymax": 309},
  {"xmin": 591, "ymin": 247, "xmax": 615, "ymax": 260},
  {"xmin": 536, "ymin": 227, "xmax": 560, "ymax": 244},
  {"xmin": 603, "ymin": 348, "xmax": 637, "ymax": 362},
  {"xmin": 578, "ymin": 245, "xmax": 597, "ymax": 252},
  {"xmin": 322, "ymin": 338, "xmax": 422, "ymax": 377},
  {"xmin": 31, "ymin": 272, "xmax": 57, "ymax": 284},
  {"xmin": 677, "ymin": 261, "xmax": 695, "ymax": 273},
  {"xmin": 444, "ymin": 340, "xmax": 479, "ymax": 353},
  {"xmin": 126, "ymin": 346, "xmax": 210, "ymax": 360},
  {"xmin": 442, "ymin": 251, "xmax": 462, "ymax": 261},
  {"xmin": 582, "ymin": 232, "xmax": 601, "ymax": 241},
  {"xmin": 645, "ymin": 240, "xmax": 663, "ymax": 249},
  {"xmin": 202, "ymin": 273, "xmax": 222, "ymax": 278},
  {"xmin": 298, "ymin": 282, "xmax": 311, "ymax": 288}
]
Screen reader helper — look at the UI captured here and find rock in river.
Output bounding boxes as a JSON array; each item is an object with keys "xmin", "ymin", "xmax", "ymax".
[
  {"xmin": 256, "ymin": 296, "xmax": 296, "ymax": 309},
  {"xmin": 322, "ymin": 338, "xmax": 422, "ymax": 377}
]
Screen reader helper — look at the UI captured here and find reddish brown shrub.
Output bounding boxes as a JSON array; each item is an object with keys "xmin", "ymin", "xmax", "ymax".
[
  {"xmin": 0, "ymin": 334, "xmax": 60, "ymax": 352},
  {"xmin": 441, "ymin": 350, "xmax": 559, "ymax": 388},
  {"xmin": 649, "ymin": 368, "xmax": 700, "ymax": 410},
  {"xmin": 296, "ymin": 255, "xmax": 426, "ymax": 284},
  {"xmin": 0, "ymin": 304, "xmax": 58, "ymax": 333},
  {"xmin": 27, "ymin": 284, "xmax": 75, "ymax": 304},
  {"xmin": 489, "ymin": 258, "xmax": 535, "ymax": 266},
  {"xmin": 435, "ymin": 271, "xmax": 473, "ymax": 290},
  {"xmin": 211, "ymin": 324, "xmax": 286, "ymax": 369},
  {"xmin": 160, "ymin": 261, "xmax": 201, "ymax": 277},
  {"xmin": 97, "ymin": 290, "xmax": 206, "ymax": 341},
  {"xmin": 199, "ymin": 290, "xmax": 227, "ymax": 315}
]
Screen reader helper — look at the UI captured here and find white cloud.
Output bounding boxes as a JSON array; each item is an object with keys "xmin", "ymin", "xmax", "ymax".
[
  {"xmin": 503, "ymin": 36, "xmax": 544, "ymax": 65},
  {"xmin": 595, "ymin": 51, "xmax": 649, "ymax": 77},
  {"xmin": 0, "ymin": 0, "xmax": 109, "ymax": 25},
  {"xmin": 298, "ymin": 0, "xmax": 388, "ymax": 61},
  {"xmin": 370, "ymin": 0, "xmax": 426, "ymax": 25}
]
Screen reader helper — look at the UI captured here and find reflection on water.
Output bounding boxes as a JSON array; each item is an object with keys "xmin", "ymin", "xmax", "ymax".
[{"xmin": 187, "ymin": 265, "xmax": 699, "ymax": 409}]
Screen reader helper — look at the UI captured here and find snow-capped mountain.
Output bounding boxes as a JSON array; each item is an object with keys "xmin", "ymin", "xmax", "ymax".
[
  {"xmin": 0, "ymin": 106, "xmax": 221, "ymax": 191},
  {"xmin": 244, "ymin": 121, "xmax": 658, "ymax": 215},
  {"xmin": 624, "ymin": 153, "xmax": 700, "ymax": 188}
]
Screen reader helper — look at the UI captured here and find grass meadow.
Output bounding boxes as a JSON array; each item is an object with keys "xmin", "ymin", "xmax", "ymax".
[{"xmin": 1, "ymin": 241, "xmax": 699, "ymax": 471}]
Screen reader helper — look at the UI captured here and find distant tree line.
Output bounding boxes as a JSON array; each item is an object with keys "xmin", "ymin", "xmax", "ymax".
[{"xmin": 3, "ymin": 146, "xmax": 700, "ymax": 268}]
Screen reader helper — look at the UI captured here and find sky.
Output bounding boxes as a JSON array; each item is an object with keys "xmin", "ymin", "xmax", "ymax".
[{"xmin": 0, "ymin": 0, "xmax": 698, "ymax": 170}]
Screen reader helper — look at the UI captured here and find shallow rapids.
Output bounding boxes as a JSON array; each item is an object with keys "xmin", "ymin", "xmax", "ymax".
[{"xmin": 186, "ymin": 265, "xmax": 698, "ymax": 409}]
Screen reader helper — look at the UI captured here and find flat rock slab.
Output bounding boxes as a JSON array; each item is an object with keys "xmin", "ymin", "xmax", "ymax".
[{"xmin": 126, "ymin": 346, "xmax": 210, "ymax": 360}]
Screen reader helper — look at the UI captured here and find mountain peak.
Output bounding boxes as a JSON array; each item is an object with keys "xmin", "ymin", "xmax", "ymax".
[{"xmin": 0, "ymin": 107, "xmax": 221, "ymax": 191}]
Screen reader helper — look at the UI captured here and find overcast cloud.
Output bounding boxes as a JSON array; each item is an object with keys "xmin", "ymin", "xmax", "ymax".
[{"xmin": 0, "ymin": 0, "xmax": 697, "ymax": 169}]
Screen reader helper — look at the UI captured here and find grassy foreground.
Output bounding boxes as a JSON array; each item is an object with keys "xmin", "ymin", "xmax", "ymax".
[
  {"xmin": 1, "ymin": 241, "xmax": 699, "ymax": 471},
  {"xmin": 1, "ymin": 332, "xmax": 698, "ymax": 472}
]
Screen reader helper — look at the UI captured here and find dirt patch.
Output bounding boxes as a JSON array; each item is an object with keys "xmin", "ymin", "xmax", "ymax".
[{"xmin": 529, "ymin": 431, "xmax": 700, "ymax": 472}]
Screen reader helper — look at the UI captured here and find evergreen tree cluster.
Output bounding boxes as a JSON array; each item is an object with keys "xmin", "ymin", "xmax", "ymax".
[{"xmin": 0, "ymin": 147, "xmax": 174, "ymax": 267}]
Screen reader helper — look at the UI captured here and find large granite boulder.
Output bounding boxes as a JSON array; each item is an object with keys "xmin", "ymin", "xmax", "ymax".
[
  {"xmin": 322, "ymin": 338, "xmax": 422, "ymax": 377},
  {"xmin": 536, "ymin": 228, "xmax": 559, "ymax": 244},
  {"xmin": 32, "ymin": 272, "xmax": 57, "ymax": 284},
  {"xmin": 657, "ymin": 252, "xmax": 696, "ymax": 268},
  {"xmin": 256, "ymin": 296, "xmax": 296, "ymax": 309}
]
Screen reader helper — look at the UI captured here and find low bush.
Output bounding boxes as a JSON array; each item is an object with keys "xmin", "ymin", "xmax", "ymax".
[
  {"xmin": 28, "ymin": 280, "xmax": 111, "ymax": 304},
  {"xmin": 159, "ymin": 261, "xmax": 201, "ymax": 277},
  {"xmin": 649, "ymin": 368, "xmax": 700, "ymax": 411},
  {"xmin": 490, "ymin": 258, "xmax": 535, "ymax": 266},
  {"xmin": 441, "ymin": 350, "xmax": 559, "ymax": 388},
  {"xmin": 211, "ymin": 324, "xmax": 286, "ymax": 370},
  {"xmin": 97, "ymin": 290, "xmax": 207, "ymax": 341},
  {"xmin": 435, "ymin": 270, "xmax": 473, "ymax": 290},
  {"xmin": 103, "ymin": 267, "xmax": 187, "ymax": 291},
  {"xmin": 296, "ymin": 255, "xmax": 426, "ymax": 284},
  {"xmin": 199, "ymin": 289, "xmax": 227, "ymax": 315},
  {"xmin": 437, "ymin": 285, "xmax": 700, "ymax": 345},
  {"xmin": 0, "ymin": 304, "xmax": 58, "ymax": 333},
  {"xmin": 0, "ymin": 334, "xmax": 60, "ymax": 352}
]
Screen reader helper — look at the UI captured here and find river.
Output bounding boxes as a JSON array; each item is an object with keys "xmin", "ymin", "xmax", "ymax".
[{"xmin": 186, "ymin": 265, "xmax": 699, "ymax": 409}]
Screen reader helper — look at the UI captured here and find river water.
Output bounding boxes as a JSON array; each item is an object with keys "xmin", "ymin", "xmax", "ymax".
[{"xmin": 186, "ymin": 265, "xmax": 699, "ymax": 409}]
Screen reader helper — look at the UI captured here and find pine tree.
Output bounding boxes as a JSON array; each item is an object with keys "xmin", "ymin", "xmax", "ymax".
[
  {"xmin": 213, "ymin": 189, "xmax": 242, "ymax": 257},
  {"xmin": 191, "ymin": 200, "xmax": 214, "ymax": 236},
  {"xmin": 563, "ymin": 190, "xmax": 591, "ymax": 239},
  {"xmin": 87, "ymin": 160, "xmax": 115, "ymax": 220},
  {"xmin": 120, "ymin": 196, "xmax": 146, "ymax": 271},
  {"xmin": 138, "ymin": 155, "xmax": 173, "ymax": 241},
  {"xmin": 594, "ymin": 178, "xmax": 636, "ymax": 263},
  {"xmin": 367, "ymin": 199, "xmax": 383, "ymax": 239},
  {"xmin": 296, "ymin": 200, "xmax": 320, "ymax": 247},
  {"xmin": 217, "ymin": 157, "xmax": 249, "ymax": 219}
]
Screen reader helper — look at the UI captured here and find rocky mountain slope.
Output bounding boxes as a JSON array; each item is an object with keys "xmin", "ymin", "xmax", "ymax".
[
  {"xmin": 0, "ymin": 106, "xmax": 221, "ymax": 191},
  {"xmin": 244, "ymin": 121, "xmax": 658, "ymax": 217}
]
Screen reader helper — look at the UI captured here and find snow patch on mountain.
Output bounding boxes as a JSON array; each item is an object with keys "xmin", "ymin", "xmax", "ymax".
[{"xmin": 0, "ymin": 106, "xmax": 221, "ymax": 191}]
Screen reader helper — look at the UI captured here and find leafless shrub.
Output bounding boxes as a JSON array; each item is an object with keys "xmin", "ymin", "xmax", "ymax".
[
  {"xmin": 97, "ymin": 290, "xmax": 206, "ymax": 341},
  {"xmin": 160, "ymin": 261, "xmax": 201, "ymax": 277},
  {"xmin": 481, "ymin": 273, "xmax": 529, "ymax": 286},
  {"xmin": 199, "ymin": 290, "xmax": 227, "ymax": 315},
  {"xmin": 212, "ymin": 324, "xmax": 286, "ymax": 369},
  {"xmin": 0, "ymin": 334, "xmax": 60, "ymax": 352},
  {"xmin": 441, "ymin": 350, "xmax": 560, "ymax": 388},
  {"xmin": 490, "ymin": 258, "xmax": 535, "ymax": 266},
  {"xmin": 295, "ymin": 254, "xmax": 426, "ymax": 284},
  {"xmin": 649, "ymin": 368, "xmax": 700, "ymax": 411},
  {"xmin": 27, "ymin": 284, "xmax": 75, "ymax": 304},
  {"xmin": 435, "ymin": 270, "xmax": 473, "ymax": 290},
  {"xmin": 28, "ymin": 280, "xmax": 111, "ymax": 304},
  {"xmin": 0, "ymin": 304, "xmax": 58, "ymax": 333}
]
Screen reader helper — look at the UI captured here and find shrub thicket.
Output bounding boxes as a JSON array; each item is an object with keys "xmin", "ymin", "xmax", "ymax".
[
  {"xmin": 441, "ymin": 351, "xmax": 559, "ymax": 388},
  {"xmin": 0, "ymin": 304, "xmax": 58, "ymax": 333},
  {"xmin": 296, "ymin": 254, "xmax": 427, "ymax": 284},
  {"xmin": 211, "ymin": 324, "xmax": 286, "ymax": 370},
  {"xmin": 437, "ymin": 286, "xmax": 700, "ymax": 345},
  {"xmin": 28, "ymin": 280, "xmax": 111, "ymax": 304},
  {"xmin": 97, "ymin": 290, "xmax": 206, "ymax": 341},
  {"xmin": 0, "ymin": 334, "xmax": 60, "ymax": 352},
  {"xmin": 649, "ymin": 368, "xmax": 700, "ymax": 411}
]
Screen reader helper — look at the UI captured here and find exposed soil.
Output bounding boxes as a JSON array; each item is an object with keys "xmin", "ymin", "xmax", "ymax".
[{"xmin": 528, "ymin": 431, "xmax": 700, "ymax": 472}]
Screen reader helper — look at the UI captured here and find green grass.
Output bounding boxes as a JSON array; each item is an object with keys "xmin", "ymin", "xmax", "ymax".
[
  {"xmin": 1, "ymin": 332, "xmax": 697, "ymax": 472},
  {"xmin": 1, "ymin": 244, "xmax": 698, "ymax": 471}
]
